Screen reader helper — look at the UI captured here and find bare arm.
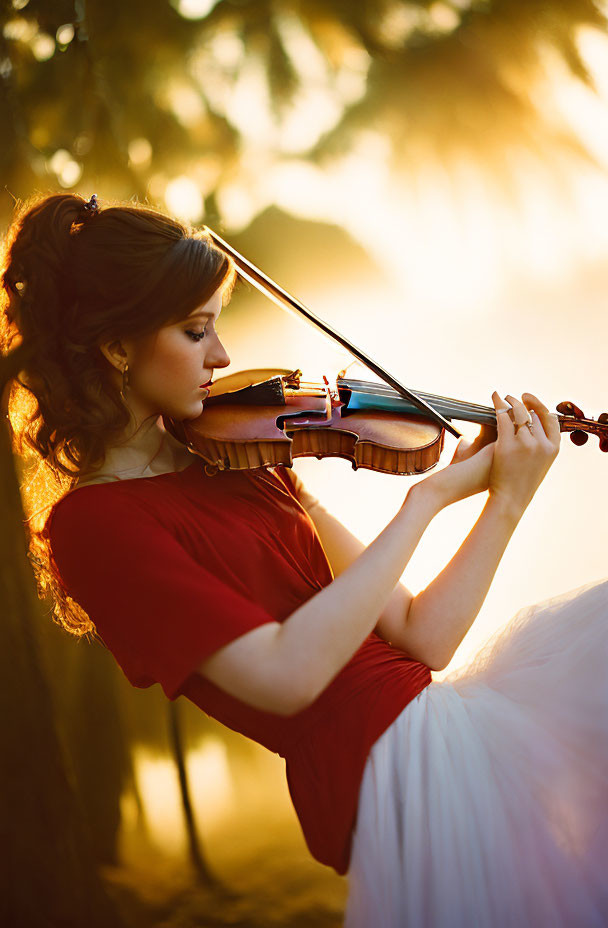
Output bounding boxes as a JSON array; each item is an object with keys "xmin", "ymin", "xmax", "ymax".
[
  {"xmin": 296, "ymin": 501, "xmax": 418, "ymax": 657},
  {"xmin": 406, "ymin": 390, "xmax": 560, "ymax": 670},
  {"xmin": 302, "ymin": 490, "xmax": 525, "ymax": 671},
  {"xmin": 405, "ymin": 494, "xmax": 522, "ymax": 670},
  {"xmin": 197, "ymin": 483, "xmax": 442, "ymax": 715},
  {"xmin": 284, "ymin": 468, "xmax": 418, "ymax": 658}
]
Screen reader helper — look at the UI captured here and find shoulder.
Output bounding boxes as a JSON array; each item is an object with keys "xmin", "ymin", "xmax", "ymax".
[
  {"xmin": 275, "ymin": 466, "xmax": 321, "ymax": 513},
  {"xmin": 46, "ymin": 483, "xmax": 154, "ymax": 549}
]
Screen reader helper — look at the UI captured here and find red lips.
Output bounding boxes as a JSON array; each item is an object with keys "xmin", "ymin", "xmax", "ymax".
[{"xmin": 199, "ymin": 379, "xmax": 213, "ymax": 388}]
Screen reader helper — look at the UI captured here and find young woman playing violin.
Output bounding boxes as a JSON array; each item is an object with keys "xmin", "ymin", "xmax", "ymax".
[{"xmin": 2, "ymin": 193, "xmax": 606, "ymax": 928}]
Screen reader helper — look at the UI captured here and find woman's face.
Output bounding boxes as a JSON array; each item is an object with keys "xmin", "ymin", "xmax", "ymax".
[{"xmin": 122, "ymin": 285, "xmax": 231, "ymax": 421}]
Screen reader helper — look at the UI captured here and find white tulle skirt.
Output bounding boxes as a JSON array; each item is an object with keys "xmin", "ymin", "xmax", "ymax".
[{"xmin": 345, "ymin": 577, "xmax": 608, "ymax": 928}]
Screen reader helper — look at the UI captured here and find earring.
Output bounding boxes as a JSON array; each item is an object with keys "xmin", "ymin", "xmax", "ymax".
[{"xmin": 120, "ymin": 363, "xmax": 129, "ymax": 400}]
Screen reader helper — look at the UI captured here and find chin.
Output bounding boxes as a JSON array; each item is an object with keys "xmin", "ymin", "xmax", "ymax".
[
  {"xmin": 182, "ymin": 401, "xmax": 206, "ymax": 420},
  {"xmin": 161, "ymin": 402, "xmax": 202, "ymax": 424}
]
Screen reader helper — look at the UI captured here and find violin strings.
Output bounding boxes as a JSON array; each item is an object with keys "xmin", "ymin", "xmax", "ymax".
[
  {"xmin": 285, "ymin": 375, "xmax": 568, "ymax": 430},
  {"xmin": 342, "ymin": 378, "xmax": 493, "ymax": 411},
  {"xmin": 339, "ymin": 378, "xmax": 497, "ymax": 424}
]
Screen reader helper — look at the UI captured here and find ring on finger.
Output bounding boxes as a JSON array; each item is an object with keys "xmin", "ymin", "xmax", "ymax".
[
  {"xmin": 496, "ymin": 407, "xmax": 533, "ymax": 433},
  {"xmin": 514, "ymin": 418, "xmax": 533, "ymax": 435}
]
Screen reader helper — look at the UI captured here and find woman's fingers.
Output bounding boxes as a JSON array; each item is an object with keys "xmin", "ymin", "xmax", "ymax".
[
  {"xmin": 488, "ymin": 390, "xmax": 560, "ymax": 512},
  {"xmin": 476, "ymin": 423, "xmax": 497, "ymax": 446},
  {"xmin": 504, "ymin": 394, "xmax": 532, "ymax": 425},
  {"xmin": 496, "ymin": 390, "xmax": 560, "ymax": 458},
  {"xmin": 492, "ymin": 391, "xmax": 516, "ymax": 442},
  {"xmin": 521, "ymin": 392, "xmax": 561, "ymax": 450},
  {"xmin": 493, "ymin": 389, "xmax": 560, "ymax": 458}
]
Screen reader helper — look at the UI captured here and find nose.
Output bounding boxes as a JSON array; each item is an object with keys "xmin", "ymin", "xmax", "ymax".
[{"xmin": 209, "ymin": 335, "xmax": 230, "ymax": 369}]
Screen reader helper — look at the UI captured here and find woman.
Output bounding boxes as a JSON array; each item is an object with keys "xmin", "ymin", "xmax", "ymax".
[{"xmin": 2, "ymin": 193, "xmax": 606, "ymax": 927}]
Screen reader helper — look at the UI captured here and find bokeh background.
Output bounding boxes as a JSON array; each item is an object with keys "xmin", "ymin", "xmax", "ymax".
[{"xmin": 2, "ymin": 1, "xmax": 608, "ymax": 925}]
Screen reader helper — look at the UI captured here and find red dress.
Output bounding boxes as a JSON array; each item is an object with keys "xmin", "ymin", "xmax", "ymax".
[{"xmin": 45, "ymin": 459, "xmax": 432, "ymax": 874}]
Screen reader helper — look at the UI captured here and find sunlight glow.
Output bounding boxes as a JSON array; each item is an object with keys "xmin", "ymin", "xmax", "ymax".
[
  {"xmin": 427, "ymin": 3, "xmax": 460, "ymax": 33},
  {"xmin": 190, "ymin": 32, "xmax": 246, "ymax": 114},
  {"xmin": 376, "ymin": 3, "xmax": 422, "ymax": 47},
  {"xmin": 164, "ymin": 81, "xmax": 206, "ymax": 128},
  {"xmin": 215, "ymin": 181, "xmax": 259, "ymax": 231},
  {"xmin": 266, "ymin": 112, "xmax": 608, "ymax": 316},
  {"xmin": 56, "ymin": 23, "xmax": 74, "ymax": 45},
  {"xmin": 3, "ymin": 17, "xmax": 36, "ymax": 42},
  {"xmin": 278, "ymin": 86, "xmax": 343, "ymax": 153},
  {"xmin": 190, "ymin": 20, "xmax": 364, "ymax": 154},
  {"xmin": 132, "ymin": 748, "xmax": 185, "ymax": 854},
  {"xmin": 164, "ymin": 176, "xmax": 204, "ymax": 222},
  {"xmin": 173, "ymin": 0, "xmax": 220, "ymax": 19},
  {"xmin": 30, "ymin": 32, "xmax": 55, "ymax": 60},
  {"xmin": 274, "ymin": 11, "xmax": 329, "ymax": 84},
  {"xmin": 205, "ymin": 29, "xmax": 244, "ymax": 70},
  {"xmin": 48, "ymin": 148, "xmax": 82, "ymax": 187},
  {"xmin": 129, "ymin": 738, "xmax": 235, "ymax": 853},
  {"xmin": 128, "ymin": 137, "xmax": 153, "ymax": 169},
  {"xmin": 185, "ymin": 736, "xmax": 235, "ymax": 832},
  {"xmin": 191, "ymin": 23, "xmax": 608, "ymax": 322},
  {"xmin": 224, "ymin": 55, "xmax": 274, "ymax": 144},
  {"xmin": 56, "ymin": 159, "xmax": 82, "ymax": 187}
]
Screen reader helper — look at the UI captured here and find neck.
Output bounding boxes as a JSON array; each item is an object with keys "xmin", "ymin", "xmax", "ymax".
[{"xmin": 101, "ymin": 413, "xmax": 170, "ymax": 474}]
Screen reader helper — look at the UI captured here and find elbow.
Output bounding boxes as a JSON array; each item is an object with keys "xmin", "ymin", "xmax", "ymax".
[
  {"xmin": 272, "ymin": 677, "xmax": 314, "ymax": 717},
  {"xmin": 425, "ymin": 658, "xmax": 448, "ymax": 673},
  {"xmin": 404, "ymin": 608, "xmax": 452, "ymax": 672},
  {"xmin": 278, "ymin": 673, "xmax": 331, "ymax": 715},
  {"xmin": 275, "ymin": 689, "xmax": 311, "ymax": 717},
  {"xmin": 424, "ymin": 648, "xmax": 452, "ymax": 672}
]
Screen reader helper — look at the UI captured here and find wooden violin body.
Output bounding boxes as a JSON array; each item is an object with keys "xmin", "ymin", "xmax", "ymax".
[{"xmin": 163, "ymin": 368, "xmax": 608, "ymax": 477}]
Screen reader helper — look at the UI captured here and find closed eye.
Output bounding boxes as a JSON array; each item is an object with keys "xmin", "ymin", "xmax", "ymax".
[{"xmin": 185, "ymin": 329, "xmax": 206, "ymax": 341}]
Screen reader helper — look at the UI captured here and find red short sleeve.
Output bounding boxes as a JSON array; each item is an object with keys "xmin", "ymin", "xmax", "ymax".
[
  {"xmin": 278, "ymin": 466, "xmax": 320, "ymax": 512},
  {"xmin": 47, "ymin": 492, "xmax": 276, "ymax": 700}
]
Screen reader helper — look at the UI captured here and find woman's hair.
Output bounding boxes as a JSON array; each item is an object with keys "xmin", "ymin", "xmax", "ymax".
[{"xmin": 0, "ymin": 191, "xmax": 237, "ymax": 637}]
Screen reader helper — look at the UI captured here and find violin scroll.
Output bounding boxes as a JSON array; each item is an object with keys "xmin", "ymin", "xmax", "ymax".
[{"xmin": 556, "ymin": 401, "xmax": 608, "ymax": 452}]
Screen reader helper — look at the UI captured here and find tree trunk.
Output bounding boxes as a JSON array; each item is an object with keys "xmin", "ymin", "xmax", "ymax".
[
  {"xmin": 0, "ymin": 359, "xmax": 126, "ymax": 927},
  {"xmin": 167, "ymin": 699, "xmax": 217, "ymax": 886}
]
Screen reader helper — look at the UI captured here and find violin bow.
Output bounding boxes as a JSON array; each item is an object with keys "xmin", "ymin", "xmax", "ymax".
[{"xmin": 204, "ymin": 226, "xmax": 462, "ymax": 440}]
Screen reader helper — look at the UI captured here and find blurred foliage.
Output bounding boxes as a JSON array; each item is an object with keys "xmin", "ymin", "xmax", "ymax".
[{"xmin": 1, "ymin": 0, "xmax": 607, "ymax": 224}]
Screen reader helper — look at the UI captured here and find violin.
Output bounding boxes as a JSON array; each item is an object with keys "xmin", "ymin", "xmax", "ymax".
[
  {"xmin": 164, "ymin": 367, "xmax": 608, "ymax": 477},
  {"xmin": 163, "ymin": 230, "xmax": 608, "ymax": 476}
]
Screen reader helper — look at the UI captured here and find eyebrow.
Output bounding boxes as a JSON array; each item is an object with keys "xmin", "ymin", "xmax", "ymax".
[{"xmin": 186, "ymin": 309, "xmax": 214, "ymax": 319}]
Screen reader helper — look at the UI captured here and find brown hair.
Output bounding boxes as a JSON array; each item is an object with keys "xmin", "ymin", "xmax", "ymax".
[{"xmin": 0, "ymin": 191, "xmax": 237, "ymax": 637}]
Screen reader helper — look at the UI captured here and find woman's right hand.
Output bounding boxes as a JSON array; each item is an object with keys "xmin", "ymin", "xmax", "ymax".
[{"xmin": 413, "ymin": 431, "xmax": 496, "ymax": 509}]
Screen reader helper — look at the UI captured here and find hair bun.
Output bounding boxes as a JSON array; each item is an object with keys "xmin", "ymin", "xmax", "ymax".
[{"xmin": 3, "ymin": 193, "xmax": 99, "ymax": 304}]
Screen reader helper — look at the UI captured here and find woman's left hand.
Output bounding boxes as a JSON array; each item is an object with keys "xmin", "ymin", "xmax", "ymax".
[{"xmin": 449, "ymin": 423, "xmax": 497, "ymax": 466}]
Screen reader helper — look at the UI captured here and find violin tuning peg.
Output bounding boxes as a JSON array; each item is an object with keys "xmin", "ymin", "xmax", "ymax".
[
  {"xmin": 599, "ymin": 436, "xmax": 608, "ymax": 453},
  {"xmin": 598, "ymin": 412, "xmax": 608, "ymax": 424},
  {"xmin": 570, "ymin": 430, "xmax": 588, "ymax": 446},
  {"xmin": 557, "ymin": 400, "xmax": 585, "ymax": 419}
]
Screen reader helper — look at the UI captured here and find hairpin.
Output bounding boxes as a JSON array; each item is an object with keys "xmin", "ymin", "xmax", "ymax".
[{"xmin": 82, "ymin": 193, "xmax": 99, "ymax": 214}]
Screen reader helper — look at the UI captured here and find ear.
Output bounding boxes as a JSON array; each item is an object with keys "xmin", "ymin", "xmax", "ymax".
[{"xmin": 98, "ymin": 338, "xmax": 128, "ymax": 372}]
